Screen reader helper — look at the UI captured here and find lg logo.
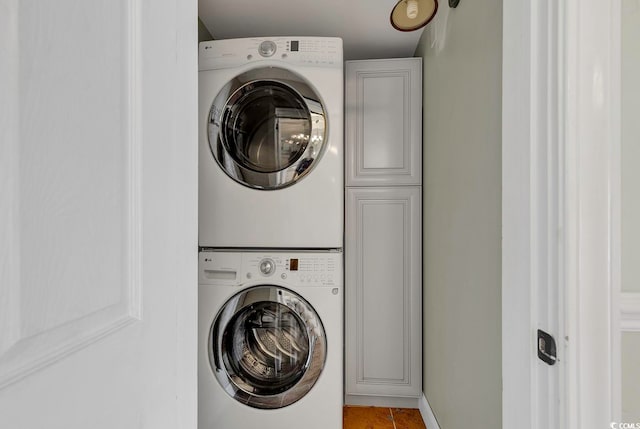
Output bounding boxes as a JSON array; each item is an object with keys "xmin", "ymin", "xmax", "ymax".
[{"xmin": 611, "ymin": 423, "xmax": 640, "ymax": 429}]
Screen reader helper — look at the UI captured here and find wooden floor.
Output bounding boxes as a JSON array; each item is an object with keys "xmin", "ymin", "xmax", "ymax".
[{"xmin": 343, "ymin": 406, "xmax": 427, "ymax": 429}]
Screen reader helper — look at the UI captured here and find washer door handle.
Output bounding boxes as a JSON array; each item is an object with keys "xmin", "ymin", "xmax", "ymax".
[{"xmin": 210, "ymin": 323, "xmax": 223, "ymax": 372}]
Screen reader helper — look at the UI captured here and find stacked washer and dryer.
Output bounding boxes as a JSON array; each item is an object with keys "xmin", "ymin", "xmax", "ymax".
[{"xmin": 198, "ymin": 37, "xmax": 344, "ymax": 429}]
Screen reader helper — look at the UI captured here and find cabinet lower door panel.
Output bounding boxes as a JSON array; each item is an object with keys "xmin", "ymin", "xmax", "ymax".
[{"xmin": 345, "ymin": 187, "xmax": 422, "ymax": 399}]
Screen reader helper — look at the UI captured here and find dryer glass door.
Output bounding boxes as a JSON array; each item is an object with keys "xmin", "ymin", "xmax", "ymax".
[
  {"xmin": 208, "ymin": 67, "xmax": 327, "ymax": 190},
  {"xmin": 209, "ymin": 285, "xmax": 326, "ymax": 409}
]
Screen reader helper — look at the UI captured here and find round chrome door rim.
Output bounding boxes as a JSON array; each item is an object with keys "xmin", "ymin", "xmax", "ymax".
[
  {"xmin": 207, "ymin": 67, "xmax": 327, "ymax": 190},
  {"xmin": 209, "ymin": 285, "xmax": 327, "ymax": 409}
]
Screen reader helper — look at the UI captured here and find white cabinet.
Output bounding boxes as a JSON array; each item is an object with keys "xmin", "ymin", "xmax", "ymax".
[
  {"xmin": 345, "ymin": 187, "xmax": 422, "ymax": 403},
  {"xmin": 344, "ymin": 58, "xmax": 422, "ymax": 406},
  {"xmin": 345, "ymin": 58, "xmax": 422, "ymax": 187}
]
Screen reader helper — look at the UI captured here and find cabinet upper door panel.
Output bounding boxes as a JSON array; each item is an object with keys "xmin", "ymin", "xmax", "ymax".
[{"xmin": 345, "ymin": 59, "xmax": 422, "ymax": 186}]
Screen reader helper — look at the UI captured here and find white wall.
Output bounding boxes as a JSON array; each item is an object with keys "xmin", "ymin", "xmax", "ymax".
[{"xmin": 415, "ymin": 1, "xmax": 502, "ymax": 427}]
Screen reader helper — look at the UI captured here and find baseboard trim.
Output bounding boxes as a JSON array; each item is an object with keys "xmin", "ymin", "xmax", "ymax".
[
  {"xmin": 345, "ymin": 394, "xmax": 419, "ymax": 408},
  {"xmin": 418, "ymin": 393, "xmax": 441, "ymax": 429}
]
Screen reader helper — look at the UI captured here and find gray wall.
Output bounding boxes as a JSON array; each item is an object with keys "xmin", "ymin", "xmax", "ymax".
[
  {"xmin": 415, "ymin": 0, "xmax": 502, "ymax": 427},
  {"xmin": 622, "ymin": 0, "xmax": 640, "ymax": 421},
  {"xmin": 198, "ymin": 18, "xmax": 213, "ymax": 43},
  {"xmin": 622, "ymin": 0, "xmax": 640, "ymax": 294},
  {"xmin": 622, "ymin": 333, "xmax": 640, "ymax": 421}
]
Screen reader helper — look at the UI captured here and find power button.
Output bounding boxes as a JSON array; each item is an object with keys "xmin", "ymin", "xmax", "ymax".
[{"xmin": 259, "ymin": 41, "xmax": 277, "ymax": 57}]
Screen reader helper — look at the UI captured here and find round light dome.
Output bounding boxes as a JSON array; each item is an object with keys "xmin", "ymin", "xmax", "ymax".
[{"xmin": 390, "ymin": 0, "xmax": 438, "ymax": 32}]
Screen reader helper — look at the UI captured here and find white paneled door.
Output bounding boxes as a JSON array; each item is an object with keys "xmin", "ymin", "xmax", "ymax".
[{"xmin": 0, "ymin": 0, "xmax": 197, "ymax": 428}]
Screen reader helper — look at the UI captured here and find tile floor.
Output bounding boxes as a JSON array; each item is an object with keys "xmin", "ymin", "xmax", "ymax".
[{"xmin": 343, "ymin": 406, "xmax": 427, "ymax": 429}]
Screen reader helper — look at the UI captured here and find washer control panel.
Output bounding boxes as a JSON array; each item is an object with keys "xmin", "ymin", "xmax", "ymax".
[
  {"xmin": 245, "ymin": 252, "xmax": 341, "ymax": 287},
  {"xmin": 198, "ymin": 250, "xmax": 342, "ymax": 287}
]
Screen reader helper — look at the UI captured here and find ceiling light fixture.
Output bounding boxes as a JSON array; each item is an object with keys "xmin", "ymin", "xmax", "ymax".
[{"xmin": 390, "ymin": 0, "xmax": 438, "ymax": 32}]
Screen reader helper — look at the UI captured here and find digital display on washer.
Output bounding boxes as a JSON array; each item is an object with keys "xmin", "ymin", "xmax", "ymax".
[
  {"xmin": 289, "ymin": 258, "xmax": 299, "ymax": 271},
  {"xmin": 290, "ymin": 40, "xmax": 299, "ymax": 52}
]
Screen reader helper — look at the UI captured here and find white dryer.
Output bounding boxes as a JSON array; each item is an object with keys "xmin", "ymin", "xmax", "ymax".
[
  {"xmin": 198, "ymin": 37, "xmax": 343, "ymax": 248},
  {"xmin": 198, "ymin": 250, "xmax": 343, "ymax": 429}
]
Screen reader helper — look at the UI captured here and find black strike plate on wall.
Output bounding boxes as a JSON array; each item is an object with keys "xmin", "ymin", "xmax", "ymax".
[
  {"xmin": 449, "ymin": 0, "xmax": 460, "ymax": 8},
  {"xmin": 537, "ymin": 329, "xmax": 557, "ymax": 365}
]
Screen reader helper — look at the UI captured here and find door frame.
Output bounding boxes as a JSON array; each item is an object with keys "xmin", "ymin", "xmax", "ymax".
[
  {"xmin": 502, "ymin": 1, "xmax": 561, "ymax": 426},
  {"xmin": 502, "ymin": 0, "xmax": 621, "ymax": 427},
  {"xmin": 564, "ymin": 0, "xmax": 620, "ymax": 425},
  {"xmin": 175, "ymin": 0, "xmax": 199, "ymax": 426}
]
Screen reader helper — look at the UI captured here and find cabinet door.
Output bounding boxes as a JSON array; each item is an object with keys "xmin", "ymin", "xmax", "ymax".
[
  {"xmin": 345, "ymin": 59, "xmax": 422, "ymax": 186},
  {"xmin": 345, "ymin": 187, "xmax": 422, "ymax": 399}
]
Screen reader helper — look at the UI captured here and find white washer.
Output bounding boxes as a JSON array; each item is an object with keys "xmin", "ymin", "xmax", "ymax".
[
  {"xmin": 198, "ymin": 250, "xmax": 343, "ymax": 429},
  {"xmin": 199, "ymin": 37, "xmax": 344, "ymax": 248}
]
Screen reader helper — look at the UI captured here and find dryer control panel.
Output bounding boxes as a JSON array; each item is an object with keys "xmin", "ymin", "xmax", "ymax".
[
  {"xmin": 199, "ymin": 37, "xmax": 343, "ymax": 71},
  {"xmin": 199, "ymin": 250, "xmax": 343, "ymax": 288}
]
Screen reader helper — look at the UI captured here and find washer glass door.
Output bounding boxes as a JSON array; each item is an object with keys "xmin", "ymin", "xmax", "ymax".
[
  {"xmin": 208, "ymin": 67, "xmax": 327, "ymax": 190},
  {"xmin": 209, "ymin": 285, "xmax": 326, "ymax": 409}
]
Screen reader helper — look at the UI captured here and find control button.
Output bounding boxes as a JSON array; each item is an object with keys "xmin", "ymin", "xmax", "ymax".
[
  {"xmin": 259, "ymin": 258, "xmax": 275, "ymax": 276},
  {"xmin": 281, "ymin": 273, "xmax": 287, "ymax": 280},
  {"xmin": 246, "ymin": 272, "xmax": 252, "ymax": 279},
  {"xmin": 259, "ymin": 40, "xmax": 277, "ymax": 57}
]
